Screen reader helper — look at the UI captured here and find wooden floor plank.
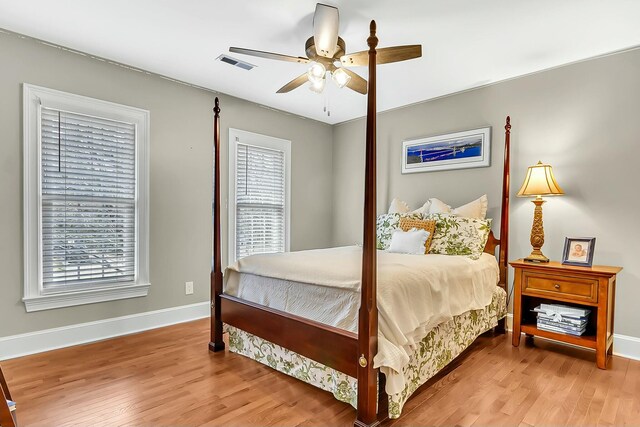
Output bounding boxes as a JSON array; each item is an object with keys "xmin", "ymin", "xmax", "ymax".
[
  {"xmin": 598, "ymin": 357, "xmax": 628, "ymax": 426},
  {"xmin": 2, "ymin": 319, "xmax": 639, "ymax": 426}
]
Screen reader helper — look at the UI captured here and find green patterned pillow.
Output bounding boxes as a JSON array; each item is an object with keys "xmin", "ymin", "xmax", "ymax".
[
  {"xmin": 376, "ymin": 213, "xmax": 422, "ymax": 250},
  {"xmin": 425, "ymin": 213, "xmax": 492, "ymax": 260}
]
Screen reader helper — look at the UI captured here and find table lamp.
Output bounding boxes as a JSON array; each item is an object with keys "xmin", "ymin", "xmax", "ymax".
[{"xmin": 517, "ymin": 161, "xmax": 564, "ymax": 263}]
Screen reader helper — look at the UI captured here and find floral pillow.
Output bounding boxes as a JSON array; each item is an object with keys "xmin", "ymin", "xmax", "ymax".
[
  {"xmin": 426, "ymin": 214, "xmax": 492, "ymax": 260},
  {"xmin": 376, "ymin": 213, "xmax": 422, "ymax": 250}
]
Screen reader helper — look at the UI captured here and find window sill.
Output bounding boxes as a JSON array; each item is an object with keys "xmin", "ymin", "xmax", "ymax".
[{"xmin": 23, "ymin": 283, "xmax": 150, "ymax": 313}]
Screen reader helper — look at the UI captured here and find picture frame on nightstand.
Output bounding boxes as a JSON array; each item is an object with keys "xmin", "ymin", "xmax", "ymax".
[{"xmin": 562, "ymin": 237, "xmax": 596, "ymax": 267}]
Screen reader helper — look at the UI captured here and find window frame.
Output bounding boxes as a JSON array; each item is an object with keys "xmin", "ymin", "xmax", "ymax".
[
  {"xmin": 23, "ymin": 84, "xmax": 150, "ymax": 312},
  {"xmin": 228, "ymin": 128, "xmax": 291, "ymax": 265}
]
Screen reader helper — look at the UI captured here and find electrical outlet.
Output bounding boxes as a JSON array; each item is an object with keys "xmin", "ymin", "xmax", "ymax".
[{"xmin": 185, "ymin": 281, "xmax": 194, "ymax": 295}]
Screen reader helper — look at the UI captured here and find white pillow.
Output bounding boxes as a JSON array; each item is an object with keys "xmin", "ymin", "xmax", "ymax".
[
  {"xmin": 427, "ymin": 195, "xmax": 488, "ymax": 219},
  {"xmin": 387, "ymin": 228, "xmax": 430, "ymax": 255},
  {"xmin": 388, "ymin": 198, "xmax": 410, "ymax": 214},
  {"xmin": 427, "ymin": 198, "xmax": 452, "ymax": 215},
  {"xmin": 411, "ymin": 201, "xmax": 432, "ymax": 215},
  {"xmin": 454, "ymin": 194, "xmax": 488, "ymax": 219},
  {"xmin": 388, "ymin": 198, "xmax": 432, "ymax": 215}
]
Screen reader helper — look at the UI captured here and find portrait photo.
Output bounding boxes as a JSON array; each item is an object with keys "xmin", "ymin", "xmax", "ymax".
[
  {"xmin": 568, "ymin": 241, "xmax": 589, "ymax": 262},
  {"xmin": 562, "ymin": 237, "xmax": 596, "ymax": 266}
]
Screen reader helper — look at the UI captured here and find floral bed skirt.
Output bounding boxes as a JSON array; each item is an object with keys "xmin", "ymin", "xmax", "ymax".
[{"xmin": 226, "ymin": 286, "xmax": 507, "ymax": 419}]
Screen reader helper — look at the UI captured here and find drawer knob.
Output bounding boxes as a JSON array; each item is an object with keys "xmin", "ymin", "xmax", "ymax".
[{"xmin": 554, "ymin": 284, "xmax": 560, "ymax": 289}]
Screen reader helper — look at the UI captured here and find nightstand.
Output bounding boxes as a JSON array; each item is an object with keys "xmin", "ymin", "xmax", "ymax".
[{"xmin": 510, "ymin": 259, "xmax": 622, "ymax": 369}]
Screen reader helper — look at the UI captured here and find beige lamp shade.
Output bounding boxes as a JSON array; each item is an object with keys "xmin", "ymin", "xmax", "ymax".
[{"xmin": 517, "ymin": 161, "xmax": 564, "ymax": 197}]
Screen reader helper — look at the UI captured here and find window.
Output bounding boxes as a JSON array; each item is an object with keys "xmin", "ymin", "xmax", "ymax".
[
  {"xmin": 23, "ymin": 84, "xmax": 150, "ymax": 312},
  {"xmin": 228, "ymin": 129, "xmax": 291, "ymax": 264}
]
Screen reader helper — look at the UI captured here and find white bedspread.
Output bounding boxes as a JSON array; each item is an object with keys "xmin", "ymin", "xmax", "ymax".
[{"xmin": 224, "ymin": 246, "xmax": 499, "ymax": 394}]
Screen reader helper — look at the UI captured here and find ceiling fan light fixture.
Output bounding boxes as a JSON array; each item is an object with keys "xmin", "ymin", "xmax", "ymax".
[
  {"xmin": 308, "ymin": 75, "xmax": 326, "ymax": 93},
  {"xmin": 307, "ymin": 61, "xmax": 326, "ymax": 84},
  {"xmin": 332, "ymin": 67, "xmax": 351, "ymax": 88}
]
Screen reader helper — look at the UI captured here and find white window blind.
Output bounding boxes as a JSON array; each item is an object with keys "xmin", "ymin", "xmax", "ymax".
[
  {"xmin": 235, "ymin": 143, "xmax": 286, "ymax": 260},
  {"xmin": 40, "ymin": 107, "xmax": 136, "ymax": 290}
]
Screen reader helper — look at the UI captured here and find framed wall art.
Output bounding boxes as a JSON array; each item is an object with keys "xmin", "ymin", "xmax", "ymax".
[{"xmin": 402, "ymin": 127, "xmax": 491, "ymax": 174}]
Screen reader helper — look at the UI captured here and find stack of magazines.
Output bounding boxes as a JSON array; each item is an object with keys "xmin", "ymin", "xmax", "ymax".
[{"xmin": 533, "ymin": 303, "xmax": 590, "ymax": 336}]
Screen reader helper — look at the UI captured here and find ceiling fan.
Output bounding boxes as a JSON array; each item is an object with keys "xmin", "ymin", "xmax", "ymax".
[{"xmin": 229, "ymin": 3, "xmax": 422, "ymax": 95}]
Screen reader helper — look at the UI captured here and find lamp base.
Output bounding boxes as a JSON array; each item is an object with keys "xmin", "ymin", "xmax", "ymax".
[
  {"xmin": 525, "ymin": 197, "xmax": 550, "ymax": 263},
  {"xmin": 524, "ymin": 251, "xmax": 549, "ymax": 263}
]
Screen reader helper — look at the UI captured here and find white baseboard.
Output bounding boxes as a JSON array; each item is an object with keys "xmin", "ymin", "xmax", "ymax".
[
  {"xmin": 506, "ymin": 313, "xmax": 514, "ymax": 331},
  {"xmin": 504, "ymin": 313, "xmax": 640, "ymax": 361},
  {"xmin": 0, "ymin": 301, "xmax": 210, "ymax": 361},
  {"xmin": 611, "ymin": 334, "xmax": 640, "ymax": 361}
]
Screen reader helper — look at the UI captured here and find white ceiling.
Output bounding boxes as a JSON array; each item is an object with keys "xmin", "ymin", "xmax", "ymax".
[{"xmin": 1, "ymin": 0, "xmax": 639, "ymax": 124}]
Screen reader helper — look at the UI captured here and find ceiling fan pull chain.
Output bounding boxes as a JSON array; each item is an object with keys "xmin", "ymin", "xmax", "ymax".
[{"xmin": 324, "ymin": 95, "xmax": 330, "ymax": 117}]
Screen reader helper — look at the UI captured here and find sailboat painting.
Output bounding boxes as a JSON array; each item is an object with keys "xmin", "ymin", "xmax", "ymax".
[{"xmin": 402, "ymin": 127, "xmax": 491, "ymax": 174}]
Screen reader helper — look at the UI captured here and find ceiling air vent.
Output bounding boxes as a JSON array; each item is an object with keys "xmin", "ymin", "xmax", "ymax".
[{"xmin": 216, "ymin": 54, "xmax": 255, "ymax": 71}]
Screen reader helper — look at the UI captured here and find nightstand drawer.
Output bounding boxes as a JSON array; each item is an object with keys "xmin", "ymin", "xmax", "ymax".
[{"xmin": 522, "ymin": 272, "xmax": 598, "ymax": 303}]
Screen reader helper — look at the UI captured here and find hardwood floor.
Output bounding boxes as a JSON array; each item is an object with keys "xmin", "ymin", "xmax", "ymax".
[{"xmin": 2, "ymin": 319, "xmax": 639, "ymax": 426}]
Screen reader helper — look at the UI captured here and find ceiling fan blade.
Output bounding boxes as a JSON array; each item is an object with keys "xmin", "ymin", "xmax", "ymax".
[
  {"xmin": 276, "ymin": 73, "xmax": 309, "ymax": 93},
  {"xmin": 341, "ymin": 68, "xmax": 368, "ymax": 94},
  {"xmin": 377, "ymin": 45, "xmax": 422, "ymax": 65},
  {"xmin": 313, "ymin": 3, "xmax": 339, "ymax": 58},
  {"xmin": 340, "ymin": 45, "xmax": 422, "ymax": 66},
  {"xmin": 230, "ymin": 47, "xmax": 309, "ymax": 64}
]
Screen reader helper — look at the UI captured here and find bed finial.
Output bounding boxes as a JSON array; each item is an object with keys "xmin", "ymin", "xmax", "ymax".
[
  {"xmin": 214, "ymin": 97, "xmax": 220, "ymax": 116},
  {"xmin": 505, "ymin": 115, "xmax": 511, "ymax": 133},
  {"xmin": 368, "ymin": 20, "xmax": 378, "ymax": 49}
]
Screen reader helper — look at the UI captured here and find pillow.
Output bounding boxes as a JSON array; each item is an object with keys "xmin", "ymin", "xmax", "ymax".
[
  {"xmin": 388, "ymin": 198, "xmax": 410, "ymax": 214},
  {"xmin": 453, "ymin": 194, "xmax": 488, "ymax": 219},
  {"xmin": 427, "ymin": 198, "xmax": 452, "ymax": 215},
  {"xmin": 387, "ymin": 229, "xmax": 430, "ymax": 255},
  {"xmin": 376, "ymin": 213, "xmax": 422, "ymax": 249},
  {"xmin": 399, "ymin": 217, "xmax": 436, "ymax": 253},
  {"xmin": 426, "ymin": 213, "xmax": 492, "ymax": 260},
  {"xmin": 411, "ymin": 201, "xmax": 431, "ymax": 215},
  {"xmin": 427, "ymin": 195, "xmax": 488, "ymax": 219},
  {"xmin": 388, "ymin": 198, "xmax": 432, "ymax": 215}
]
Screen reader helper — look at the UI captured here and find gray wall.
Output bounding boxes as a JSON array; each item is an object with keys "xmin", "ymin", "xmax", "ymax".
[
  {"xmin": 0, "ymin": 31, "xmax": 333, "ymax": 337},
  {"xmin": 332, "ymin": 49, "xmax": 640, "ymax": 338}
]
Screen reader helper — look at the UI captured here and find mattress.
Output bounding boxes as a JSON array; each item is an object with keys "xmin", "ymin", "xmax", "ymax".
[{"xmin": 224, "ymin": 246, "xmax": 500, "ymax": 395}]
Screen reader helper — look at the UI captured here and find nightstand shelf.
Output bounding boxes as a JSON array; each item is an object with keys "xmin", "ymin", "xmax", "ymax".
[
  {"xmin": 510, "ymin": 259, "xmax": 622, "ymax": 369},
  {"xmin": 520, "ymin": 323, "xmax": 597, "ymax": 349}
]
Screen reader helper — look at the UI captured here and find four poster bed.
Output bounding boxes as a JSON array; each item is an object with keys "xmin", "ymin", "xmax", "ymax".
[{"xmin": 210, "ymin": 22, "xmax": 511, "ymax": 427}]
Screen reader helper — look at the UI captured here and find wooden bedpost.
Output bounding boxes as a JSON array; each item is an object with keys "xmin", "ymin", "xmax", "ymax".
[
  {"xmin": 210, "ymin": 97, "xmax": 225, "ymax": 352},
  {"xmin": 495, "ymin": 116, "xmax": 511, "ymax": 334},
  {"xmin": 355, "ymin": 20, "xmax": 380, "ymax": 427}
]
